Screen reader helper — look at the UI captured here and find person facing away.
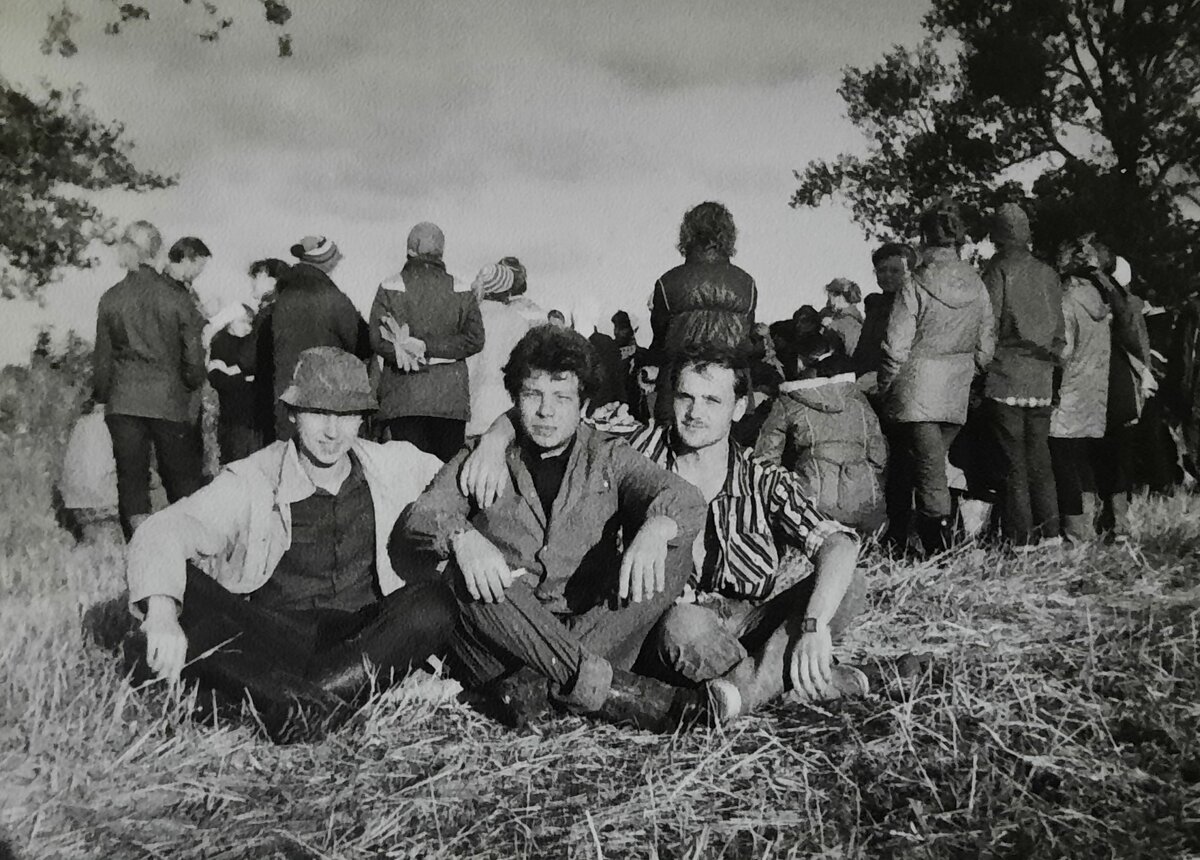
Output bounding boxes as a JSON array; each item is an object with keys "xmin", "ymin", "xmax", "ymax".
[
  {"xmin": 465, "ymin": 263, "xmax": 530, "ymax": 438},
  {"xmin": 878, "ymin": 198, "xmax": 995, "ymax": 556},
  {"xmin": 368, "ymin": 222, "xmax": 485, "ymax": 460},
  {"xmin": 123, "ymin": 347, "xmax": 456, "ymax": 742},
  {"xmin": 648, "ymin": 201, "xmax": 757, "ymax": 421},
  {"xmin": 400, "ymin": 325, "xmax": 739, "ymax": 732},
  {"xmin": 93, "ymin": 221, "xmax": 207, "ymax": 539},
  {"xmin": 269, "ymin": 236, "xmax": 371, "ymax": 440},
  {"xmin": 499, "ymin": 256, "xmax": 546, "ymax": 326},
  {"xmin": 980, "ymin": 203, "xmax": 1065, "ymax": 549},
  {"xmin": 459, "ymin": 342, "xmax": 871, "ymax": 715},
  {"xmin": 854, "ymin": 243, "xmax": 918, "ymax": 379},
  {"xmin": 755, "ymin": 339, "xmax": 888, "ymax": 533},
  {"xmin": 820, "ymin": 278, "xmax": 864, "ymax": 357}
]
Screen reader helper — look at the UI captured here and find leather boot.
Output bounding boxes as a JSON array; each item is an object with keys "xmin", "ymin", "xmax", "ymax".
[
  {"xmin": 465, "ymin": 667, "xmax": 553, "ymax": 730},
  {"xmin": 593, "ymin": 668, "xmax": 740, "ymax": 732},
  {"xmin": 915, "ymin": 515, "xmax": 952, "ymax": 557}
]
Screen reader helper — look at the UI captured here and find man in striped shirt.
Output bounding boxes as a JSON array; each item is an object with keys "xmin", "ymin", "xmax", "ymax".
[{"xmin": 461, "ymin": 343, "xmax": 869, "ymax": 714}]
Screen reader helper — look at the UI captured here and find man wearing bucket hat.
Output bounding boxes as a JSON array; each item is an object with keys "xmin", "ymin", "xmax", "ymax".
[
  {"xmin": 265, "ymin": 235, "xmax": 371, "ymax": 441},
  {"xmin": 122, "ymin": 347, "xmax": 456, "ymax": 741}
]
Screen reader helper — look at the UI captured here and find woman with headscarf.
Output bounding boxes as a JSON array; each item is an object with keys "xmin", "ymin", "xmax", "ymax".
[{"xmin": 821, "ymin": 278, "xmax": 864, "ymax": 357}]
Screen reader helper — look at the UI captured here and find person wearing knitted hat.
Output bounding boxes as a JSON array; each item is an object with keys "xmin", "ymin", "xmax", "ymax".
[
  {"xmin": 466, "ymin": 263, "xmax": 530, "ymax": 437},
  {"xmin": 121, "ymin": 346, "xmax": 457, "ymax": 742},
  {"xmin": 821, "ymin": 277, "xmax": 864, "ymax": 356},
  {"xmin": 264, "ymin": 235, "xmax": 370, "ymax": 441},
  {"xmin": 368, "ymin": 222, "xmax": 484, "ymax": 460}
]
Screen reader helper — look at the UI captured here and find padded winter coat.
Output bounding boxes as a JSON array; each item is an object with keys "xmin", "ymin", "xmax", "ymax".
[
  {"xmin": 1050, "ymin": 276, "xmax": 1111, "ymax": 439},
  {"xmin": 754, "ymin": 373, "xmax": 888, "ymax": 532},
  {"xmin": 649, "ymin": 248, "xmax": 757, "ymax": 358},
  {"xmin": 878, "ymin": 247, "xmax": 995, "ymax": 424},
  {"xmin": 982, "ymin": 246, "xmax": 1065, "ymax": 402}
]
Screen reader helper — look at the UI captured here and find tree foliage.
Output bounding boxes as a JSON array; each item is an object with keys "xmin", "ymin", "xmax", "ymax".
[{"xmin": 793, "ymin": 0, "xmax": 1200, "ymax": 303}]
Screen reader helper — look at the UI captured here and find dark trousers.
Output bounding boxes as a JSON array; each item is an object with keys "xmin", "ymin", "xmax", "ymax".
[
  {"xmin": 1049, "ymin": 437, "xmax": 1098, "ymax": 517},
  {"xmin": 216, "ymin": 420, "xmax": 262, "ymax": 466},
  {"xmin": 988, "ymin": 401, "xmax": 1059, "ymax": 544},
  {"xmin": 387, "ymin": 417, "xmax": 466, "ymax": 462},
  {"xmin": 106, "ymin": 414, "xmax": 205, "ymax": 539},
  {"xmin": 883, "ymin": 420, "xmax": 913, "ymax": 542},
  {"xmin": 160, "ymin": 565, "xmax": 457, "ymax": 709},
  {"xmin": 449, "ymin": 542, "xmax": 692, "ymax": 693},
  {"xmin": 905, "ymin": 422, "xmax": 961, "ymax": 519}
]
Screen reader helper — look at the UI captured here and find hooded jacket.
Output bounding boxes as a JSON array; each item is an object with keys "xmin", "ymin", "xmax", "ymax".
[
  {"xmin": 982, "ymin": 205, "xmax": 1065, "ymax": 402},
  {"xmin": 649, "ymin": 248, "xmax": 757, "ymax": 358},
  {"xmin": 1050, "ymin": 275, "xmax": 1112, "ymax": 438},
  {"xmin": 754, "ymin": 373, "xmax": 887, "ymax": 531},
  {"xmin": 878, "ymin": 247, "xmax": 996, "ymax": 424}
]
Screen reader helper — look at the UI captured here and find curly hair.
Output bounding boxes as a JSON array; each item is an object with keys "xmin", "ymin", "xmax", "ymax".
[
  {"xmin": 824, "ymin": 277, "xmax": 863, "ymax": 304},
  {"xmin": 665, "ymin": 342, "xmax": 751, "ymax": 401},
  {"xmin": 503, "ymin": 324, "xmax": 602, "ymax": 403},
  {"xmin": 677, "ymin": 201, "xmax": 737, "ymax": 258}
]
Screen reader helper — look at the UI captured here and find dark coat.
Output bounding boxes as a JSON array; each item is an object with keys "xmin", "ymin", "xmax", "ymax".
[
  {"xmin": 270, "ymin": 263, "xmax": 370, "ymax": 397},
  {"xmin": 368, "ymin": 258, "xmax": 485, "ymax": 422},
  {"xmin": 1105, "ymin": 279, "xmax": 1152, "ymax": 429},
  {"xmin": 852, "ymin": 291, "xmax": 895, "ymax": 377},
  {"xmin": 982, "ymin": 246, "xmax": 1065, "ymax": 402},
  {"xmin": 649, "ymin": 248, "xmax": 756, "ymax": 359},
  {"xmin": 93, "ymin": 265, "xmax": 206, "ymax": 423}
]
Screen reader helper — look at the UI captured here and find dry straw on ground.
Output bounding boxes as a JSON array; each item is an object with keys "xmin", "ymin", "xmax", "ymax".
[{"xmin": 1, "ymin": 357, "xmax": 1198, "ymax": 858}]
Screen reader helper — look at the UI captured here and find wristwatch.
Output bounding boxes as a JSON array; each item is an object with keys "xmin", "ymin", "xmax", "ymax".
[{"xmin": 801, "ymin": 617, "xmax": 819, "ymax": 633}]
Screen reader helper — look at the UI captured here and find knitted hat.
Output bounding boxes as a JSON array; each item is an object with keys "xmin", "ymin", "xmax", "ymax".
[
  {"xmin": 279, "ymin": 347, "xmax": 377, "ymax": 413},
  {"xmin": 990, "ymin": 203, "xmax": 1031, "ymax": 248},
  {"xmin": 290, "ymin": 235, "xmax": 340, "ymax": 265},
  {"xmin": 407, "ymin": 222, "xmax": 445, "ymax": 259},
  {"xmin": 824, "ymin": 277, "xmax": 862, "ymax": 304},
  {"xmin": 471, "ymin": 263, "xmax": 515, "ymax": 300}
]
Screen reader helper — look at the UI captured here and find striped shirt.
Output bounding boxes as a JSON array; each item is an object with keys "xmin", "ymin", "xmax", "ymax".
[{"xmin": 625, "ymin": 422, "xmax": 854, "ymax": 600}]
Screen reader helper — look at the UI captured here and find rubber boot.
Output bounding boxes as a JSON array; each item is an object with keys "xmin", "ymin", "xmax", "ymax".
[{"xmin": 915, "ymin": 514, "xmax": 952, "ymax": 557}]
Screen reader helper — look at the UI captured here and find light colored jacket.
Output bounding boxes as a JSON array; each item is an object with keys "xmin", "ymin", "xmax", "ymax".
[
  {"xmin": 466, "ymin": 299, "xmax": 531, "ymax": 436},
  {"xmin": 1051, "ymin": 277, "xmax": 1112, "ymax": 439},
  {"xmin": 127, "ymin": 439, "xmax": 442, "ymax": 610}
]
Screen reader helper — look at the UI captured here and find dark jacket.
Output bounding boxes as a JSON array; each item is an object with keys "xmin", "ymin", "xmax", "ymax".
[
  {"xmin": 754, "ymin": 374, "xmax": 888, "ymax": 531},
  {"xmin": 649, "ymin": 248, "xmax": 756, "ymax": 359},
  {"xmin": 853, "ymin": 291, "xmax": 895, "ymax": 377},
  {"xmin": 1105, "ymin": 278, "xmax": 1152, "ymax": 429},
  {"xmin": 368, "ymin": 258, "xmax": 485, "ymax": 422},
  {"xmin": 879, "ymin": 247, "xmax": 995, "ymax": 424},
  {"xmin": 270, "ymin": 263, "xmax": 370, "ymax": 397},
  {"xmin": 401, "ymin": 423, "xmax": 706, "ymax": 615},
  {"xmin": 93, "ymin": 265, "xmax": 206, "ymax": 423},
  {"xmin": 982, "ymin": 211, "xmax": 1065, "ymax": 402}
]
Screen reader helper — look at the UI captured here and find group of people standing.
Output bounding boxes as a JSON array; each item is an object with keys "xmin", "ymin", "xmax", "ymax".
[{"xmin": 86, "ymin": 197, "xmax": 1181, "ymax": 742}]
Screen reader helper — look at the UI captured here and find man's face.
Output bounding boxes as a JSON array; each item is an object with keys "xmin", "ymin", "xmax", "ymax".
[
  {"xmin": 874, "ymin": 256, "xmax": 909, "ymax": 294},
  {"xmin": 173, "ymin": 256, "xmax": 210, "ymax": 285},
  {"xmin": 291, "ymin": 410, "xmax": 362, "ymax": 468},
  {"xmin": 672, "ymin": 363, "xmax": 746, "ymax": 452},
  {"xmin": 516, "ymin": 370, "xmax": 585, "ymax": 452}
]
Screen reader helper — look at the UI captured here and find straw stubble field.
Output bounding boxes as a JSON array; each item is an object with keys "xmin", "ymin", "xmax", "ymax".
[{"xmin": 1, "ymin": 357, "xmax": 1198, "ymax": 859}]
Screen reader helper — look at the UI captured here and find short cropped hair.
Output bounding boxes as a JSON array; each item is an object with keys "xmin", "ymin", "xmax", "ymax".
[
  {"xmin": 123, "ymin": 220, "xmax": 162, "ymax": 262},
  {"xmin": 248, "ymin": 258, "xmax": 290, "ymax": 280},
  {"xmin": 871, "ymin": 242, "xmax": 918, "ymax": 269},
  {"xmin": 167, "ymin": 237, "xmax": 212, "ymax": 263},
  {"xmin": 666, "ymin": 342, "xmax": 751, "ymax": 401},
  {"xmin": 677, "ymin": 201, "xmax": 737, "ymax": 258},
  {"xmin": 503, "ymin": 324, "xmax": 602, "ymax": 404}
]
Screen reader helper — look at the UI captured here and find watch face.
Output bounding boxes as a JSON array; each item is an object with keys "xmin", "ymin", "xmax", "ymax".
[{"xmin": 802, "ymin": 618, "xmax": 818, "ymax": 633}]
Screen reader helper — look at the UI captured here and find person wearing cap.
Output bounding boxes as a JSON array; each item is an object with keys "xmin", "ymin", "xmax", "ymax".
[
  {"xmin": 878, "ymin": 198, "xmax": 995, "ymax": 556},
  {"xmin": 93, "ymin": 221, "xmax": 208, "ymax": 539},
  {"xmin": 980, "ymin": 203, "xmax": 1065, "ymax": 550},
  {"xmin": 267, "ymin": 235, "xmax": 370, "ymax": 440},
  {"xmin": 368, "ymin": 222, "xmax": 485, "ymax": 461},
  {"xmin": 820, "ymin": 278, "xmax": 864, "ymax": 357},
  {"xmin": 122, "ymin": 347, "xmax": 456, "ymax": 740},
  {"xmin": 465, "ymin": 263, "xmax": 530, "ymax": 438}
]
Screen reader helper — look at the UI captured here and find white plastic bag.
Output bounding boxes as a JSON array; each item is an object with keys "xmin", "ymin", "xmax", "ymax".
[{"xmin": 59, "ymin": 412, "xmax": 118, "ymax": 510}]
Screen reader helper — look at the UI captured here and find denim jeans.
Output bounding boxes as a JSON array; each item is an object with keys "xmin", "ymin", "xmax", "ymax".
[
  {"xmin": 988, "ymin": 401, "xmax": 1059, "ymax": 544},
  {"xmin": 646, "ymin": 566, "xmax": 867, "ymax": 685},
  {"xmin": 906, "ymin": 422, "xmax": 961, "ymax": 519},
  {"xmin": 106, "ymin": 414, "xmax": 205, "ymax": 538}
]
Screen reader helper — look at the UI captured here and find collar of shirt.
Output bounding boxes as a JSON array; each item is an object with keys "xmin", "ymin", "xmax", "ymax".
[
  {"xmin": 629, "ymin": 420, "xmax": 745, "ymax": 500},
  {"xmin": 275, "ymin": 442, "xmax": 361, "ymax": 506}
]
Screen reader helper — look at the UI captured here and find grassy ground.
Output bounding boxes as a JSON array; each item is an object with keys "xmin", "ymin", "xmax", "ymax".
[{"xmin": 2, "ymin": 358, "xmax": 1199, "ymax": 859}]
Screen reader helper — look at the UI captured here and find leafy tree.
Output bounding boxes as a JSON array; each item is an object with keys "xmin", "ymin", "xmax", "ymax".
[
  {"xmin": 793, "ymin": 0, "xmax": 1200, "ymax": 304},
  {"xmin": 1, "ymin": 1, "xmax": 294, "ymax": 299}
]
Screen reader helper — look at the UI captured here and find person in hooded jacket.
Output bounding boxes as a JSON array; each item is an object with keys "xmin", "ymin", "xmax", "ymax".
[
  {"xmin": 649, "ymin": 201, "xmax": 757, "ymax": 421},
  {"xmin": 755, "ymin": 337, "xmax": 887, "ymax": 533},
  {"xmin": 1048, "ymin": 236, "xmax": 1112, "ymax": 544},
  {"xmin": 981, "ymin": 203, "xmax": 1065, "ymax": 549},
  {"xmin": 820, "ymin": 278, "xmax": 864, "ymax": 357},
  {"xmin": 878, "ymin": 199, "xmax": 996, "ymax": 555}
]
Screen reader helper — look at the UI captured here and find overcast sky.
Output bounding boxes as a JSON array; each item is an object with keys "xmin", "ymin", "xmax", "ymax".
[{"xmin": 1, "ymin": 0, "xmax": 928, "ymax": 364}]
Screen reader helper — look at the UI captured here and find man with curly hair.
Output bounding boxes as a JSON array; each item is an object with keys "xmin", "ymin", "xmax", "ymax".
[
  {"xmin": 648, "ymin": 201, "xmax": 757, "ymax": 420},
  {"xmin": 401, "ymin": 325, "xmax": 739, "ymax": 731}
]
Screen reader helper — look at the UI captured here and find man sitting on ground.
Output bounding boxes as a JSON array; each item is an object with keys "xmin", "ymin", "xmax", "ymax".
[
  {"xmin": 124, "ymin": 347, "xmax": 457, "ymax": 740},
  {"xmin": 400, "ymin": 325, "xmax": 738, "ymax": 731},
  {"xmin": 462, "ymin": 344, "xmax": 869, "ymax": 714}
]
